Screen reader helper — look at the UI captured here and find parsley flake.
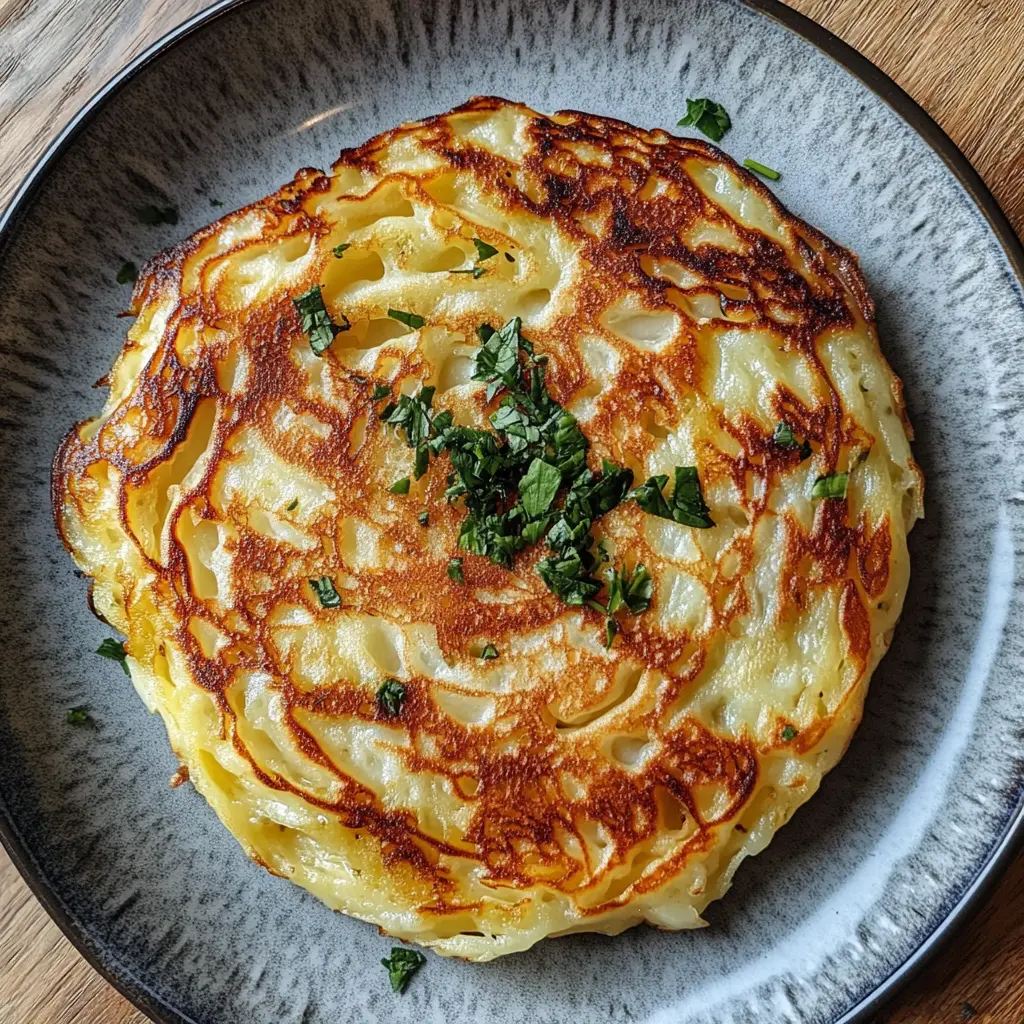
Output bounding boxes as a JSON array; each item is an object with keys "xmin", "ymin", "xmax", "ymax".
[
  {"xmin": 772, "ymin": 421, "xmax": 812, "ymax": 461},
  {"xmin": 96, "ymin": 638, "xmax": 130, "ymax": 676},
  {"xmin": 447, "ymin": 557, "xmax": 464, "ymax": 583},
  {"xmin": 472, "ymin": 238, "xmax": 499, "ymax": 262},
  {"xmin": 390, "ymin": 477, "xmax": 411, "ymax": 495},
  {"xmin": 370, "ymin": 383, "xmax": 391, "ymax": 401},
  {"xmin": 309, "ymin": 576, "xmax": 342, "ymax": 608},
  {"xmin": 209, "ymin": 198, "xmax": 224, "ymax": 207},
  {"xmin": 781, "ymin": 725, "xmax": 798, "ymax": 742},
  {"xmin": 629, "ymin": 466, "xmax": 715, "ymax": 528},
  {"xmin": 376, "ymin": 679, "xmax": 407, "ymax": 717},
  {"xmin": 677, "ymin": 98, "xmax": 731, "ymax": 142},
  {"xmin": 744, "ymin": 158, "xmax": 781, "ymax": 180},
  {"xmin": 380, "ymin": 946, "xmax": 425, "ymax": 993},
  {"xmin": 604, "ymin": 617, "xmax": 618, "ymax": 649},
  {"xmin": 451, "ymin": 266, "xmax": 487, "ymax": 279},
  {"xmin": 67, "ymin": 706, "xmax": 91, "ymax": 726},
  {"xmin": 293, "ymin": 284, "xmax": 350, "ymax": 355},
  {"xmin": 286, "ymin": 498, "xmax": 299, "ymax": 511},
  {"xmin": 480, "ymin": 644, "xmax": 499, "ymax": 660},
  {"xmin": 115, "ymin": 261, "xmax": 138, "ymax": 285},
  {"xmin": 136, "ymin": 204, "xmax": 178, "ymax": 226},
  {"xmin": 519, "ymin": 458, "xmax": 561, "ymax": 519},
  {"xmin": 811, "ymin": 471, "xmax": 849, "ymax": 500},
  {"xmin": 387, "ymin": 308, "xmax": 425, "ymax": 330},
  {"xmin": 332, "ymin": 243, "xmax": 351, "ymax": 257},
  {"xmin": 417, "ymin": 511, "xmax": 429, "ymax": 527},
  {"xmin": 606, "ymin": 563, "xmax": 653, "ymax": 615}
]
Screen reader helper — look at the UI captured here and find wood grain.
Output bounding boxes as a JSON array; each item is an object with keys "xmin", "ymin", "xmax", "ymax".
[{"xmin": 0, "ymin": 1, "xmax": 1022, "ymax": 1022}]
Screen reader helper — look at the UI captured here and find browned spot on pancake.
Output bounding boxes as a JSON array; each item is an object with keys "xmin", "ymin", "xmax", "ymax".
[
  {"xmin": 857, "ymin": 513, "xmax": 892, "ymax": 599},
  {"xmin": 839, "ymin": 579, "xmax": 871, "ymax": 669}
]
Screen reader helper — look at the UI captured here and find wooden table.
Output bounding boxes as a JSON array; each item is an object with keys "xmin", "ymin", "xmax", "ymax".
[{"xmin": 1, "ymin": 0, "xmax": 1022, "ymax": 1021}]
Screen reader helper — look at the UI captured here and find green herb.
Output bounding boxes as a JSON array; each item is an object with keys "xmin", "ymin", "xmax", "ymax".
[
  {"xmin": 772, "ymin": 421, "xmax": 812, "ymax": 461},
  {"xmin": 309, "ymin": 576, "xmax": 342, "ymax": 608},
  {"xmin": 677, "ymin": 98, "xmax": 731, "ymax": 142},
  {"xmin": 606, "ymin": 563, "xmax": 653, "ymax": 615},
  {"xmin": 376, "ymin": 679, "xmax": 407, "ymax": 717},
  {"xmin": 629, "ymin": 466, "xmax": 714, "ymax": 528},
  {"xmin": 472, "ymin": 238, "xmax": 499, "ymax": 262},
  {"xmin": 209, "ymin": 198, "xmax": 224, "ymax": 207},
  {"xmin": 380, "ymin": 947, "xmax": 425, "ymax": 993},
  {"xmin": 390, "ymin": 477, "xmax": 411, "ymax": 495},
  {"xmin": 136, "ymin": 204, "xmax": 178, "ymax": 226},
  {"xmin": 413, "ymin": 445, "xmax": 430, "ymax": 480},
  {"xmin": 95, "ymin": 638, "xmax": 129, "ymax": 676},
  {"xmin": 380, "ymin": 386, "xmax": 438, "ymax": 448},
  {"xmin": 287, "ymin": 498, "xmax": 299, "ymax": 511},
  {"xmin": 417, "ymin": 511, "xmax": 429, "ymax": 527},
  {"xmin": 451, "ymin": 267, "xmax": 486, "ymax": 279},
  {"xmin": 388, "ymin": 308, "xmax": 425, "ymax": 330},
  {"xmin": 518, "ymin": 458, "xmax": 561, "ymax": 519},
  {"xmin": 537, "ymin": 547, "xmax": 603, "ymax": 605},
  {"xmin": 781, "ymin": 725, "xmax": 798, "ymax": 742},
  {"xmin": 370, "ymin": 383, "xmax": 391, "ymax": 401},
  {"xmin": 67, "ymin": 706, "xmax": 90, "ymax": 726},
  {"xmin": 332, "ymin": 243, "xmax": 351, "ymax": 257},
  {"xmin": 447, "ymin": 557, "xmax": 464, "ymax": 583},
  {"xmin": 480, "ymin": 644, "xmax": 499, "ymax": 660},
  {"xmin": 811, "ymin": 471, "xmax": 849, "ymax": 500},
  {"xmin": 743, "ymin": 158, "xmax": 781, "ymax": 180},
  {"xmin": 115, "ymin": 261, "xmax": 138, "ymax": 285},
  {"xmin": 504, "ymin": 252, "xmax": 515, "ymax": 262},
  {"xmin": 293, "ymin": 284, "xmax": 350, "ymax": 355},
  {"xmin": 604, "ymin": 617, "xmax": 618, "ymax": 649}
]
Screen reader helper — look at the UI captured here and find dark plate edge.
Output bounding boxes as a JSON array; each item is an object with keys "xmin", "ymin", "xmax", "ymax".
[{"xmin": 0, "ymin": 1, "xmax": 1021, "ymax": 1023}]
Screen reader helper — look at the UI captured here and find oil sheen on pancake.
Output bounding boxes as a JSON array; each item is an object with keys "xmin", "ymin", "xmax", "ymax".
[{"xmin": 54, "ymin": 98, "xmax": 924, "ymax": 960}]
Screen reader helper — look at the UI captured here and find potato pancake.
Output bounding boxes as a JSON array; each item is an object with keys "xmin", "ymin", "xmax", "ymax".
[{"xmin": 53, "ymin": 97, "xmax": 923, "ymax": 960}]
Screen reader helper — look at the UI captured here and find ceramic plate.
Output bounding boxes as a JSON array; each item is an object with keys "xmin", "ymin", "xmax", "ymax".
[{"xmin": 1, "ymin": 1, "xmax": 1023, "ymax": 1021}]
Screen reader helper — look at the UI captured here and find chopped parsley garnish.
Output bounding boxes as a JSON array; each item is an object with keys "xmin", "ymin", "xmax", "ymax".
[
  {"xmin": 380, "ymin": 946, "xmax": 425, "ymax": 993},
  {"xmin": 309, "ymin": 576, "xmax": 342, "ymax": 608},
  {"xmin": 604, "ymin": 617, "xmax": 619, "ymax": 649},
  {"xmin": 293, "ymin": 284, "xmax": 350, "ymax": 355},
  {"xmin": 781, "ymin": 724, "xmax": 798, "ymax": 742},
  {"xmin": 136, "ymin": 204, "xmax": 178, "ymax": 226},
  {"xmin": 480, "ymin": 644, "xmax": 499, "ymax": 660},
  {"xmin": 287, "ymin": 498, "xmax": 299, "ymax": 511},
  {"xmin": 811, "ymin": 471, "xmax": 849, "ymax": 500},
  {"xmin": 209, "ymin": 198, "xmax": 224, "ymax": 207},
  {"xmin": 387, "ymin": 308, "xmax": 425, "ymax": 330},
  {"xmin": 370, "ymin": 383, "xmax": 391, "ymax": 401},
  {"xmin": 373, "ymin": 316, "xmax": 716, "ymax": 644},
  {"xmin": 744, "ymin": 158, "xmax": 781, "ymax": 180},
  {"xmin": 96, "ymin": 638, "xmax": 129, "ymax": 676},
  {"xmin": 417, "ymin": 511, "xmax": 429, "ymax": 527},
  {"xmin": 67, "ymin": 706, "xmax": 90, "ymax": 726},
  {"xmin": 772, "ymin": 421, "xmax": 812, "ymax": 460},
  {"xmin": 451, "ymin": 266, "xmax": 487, "ymax": 279},
  {"xmin": 472, "ymin": 238, "xmax": 499, "ymax": 262},
  {"xmin": 390, "ymin": 477, "xmax": 411, "ymax": 495},
  {"xmin": 376, "ymin": 680, "xmax": 407, "ymax": 717},
  {"xmin": 677, "ymin": 98, "xmax": 731, "ymax": 142},
  {"xmin": 115, "ymin": 261, "xmax": 138, "ymax": 285},
  {"xmin": 332, "ymin": 243, "xmax": 351, "ymax": 257},
  {"xmin": 606, "ymin": 563, "xmax": 653, "ymax": 616},
  {"xmin": 629, "ymin": 467, "xmax": 714, "ymax": 528}
]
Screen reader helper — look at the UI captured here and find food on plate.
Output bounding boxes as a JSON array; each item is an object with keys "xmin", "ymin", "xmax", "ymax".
[{"xmin": 54, "ymin": 97, "xmax": 923, "ymax": 961}]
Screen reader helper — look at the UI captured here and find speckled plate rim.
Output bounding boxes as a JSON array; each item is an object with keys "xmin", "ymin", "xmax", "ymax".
[{"xmin": 0, "ymin": 1, "xmax": 1022, "ymax": 1022}]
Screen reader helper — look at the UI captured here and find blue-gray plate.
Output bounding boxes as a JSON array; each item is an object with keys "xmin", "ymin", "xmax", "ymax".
[{"xmin": 1, "ymin": 1, "xmax": 1022, "ymax": 1022}]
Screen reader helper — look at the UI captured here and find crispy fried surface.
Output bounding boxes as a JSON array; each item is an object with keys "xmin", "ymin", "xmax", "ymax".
[{"xmin": 54, "ymin": 98, "xmax": 923, "ymax": 959}]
